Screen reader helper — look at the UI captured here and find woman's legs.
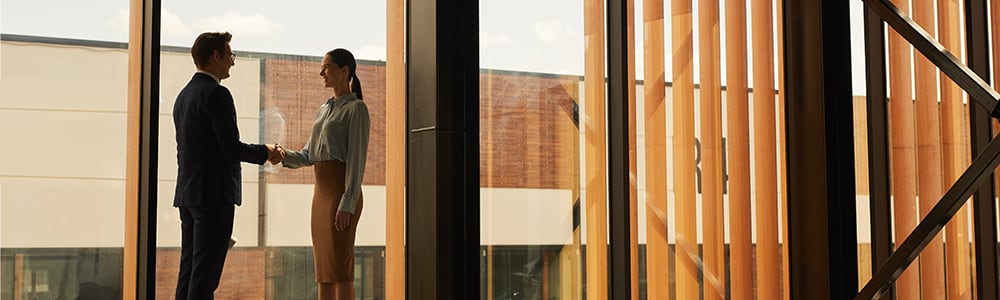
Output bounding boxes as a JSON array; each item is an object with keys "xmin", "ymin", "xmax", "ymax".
[
  {"xmin": 317, "ymin": 282, "xmax": 354, "ymax": 300},
  {"xmin": 318, "ymin": 283, "xmax": 335, "ymax": 300},
  {"xmin": 334, "ymin": 282, "xmax": 355, "ymax": 299}
]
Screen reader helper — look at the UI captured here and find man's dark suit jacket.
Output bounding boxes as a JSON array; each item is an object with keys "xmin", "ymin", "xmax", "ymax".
[{"xmin": 173, "ymin": 72, "xmax": 267, "ymax": 207}]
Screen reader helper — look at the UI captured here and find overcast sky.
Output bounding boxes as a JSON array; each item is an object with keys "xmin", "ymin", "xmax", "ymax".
[{"xmin": 1, "ymin": 0, "xmax": 868, "ymax": 94}]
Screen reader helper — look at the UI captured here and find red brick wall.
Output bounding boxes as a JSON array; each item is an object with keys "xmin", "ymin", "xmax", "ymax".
[
  {"xmin": 261, "ymin": 57, "xmax": 581, "ymax": 190},
  {"xmin": 156, "ymin": 248, "xmax": 265, "ymax": 300},
  {"xmin": 480, "ymin": 72, "xmax": 580, "ymax": 189}
]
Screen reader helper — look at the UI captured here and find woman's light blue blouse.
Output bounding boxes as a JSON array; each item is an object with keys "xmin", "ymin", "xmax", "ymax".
[{"xmin": 282, "ymin": 93, "xmax": 370, "ymax": 214}]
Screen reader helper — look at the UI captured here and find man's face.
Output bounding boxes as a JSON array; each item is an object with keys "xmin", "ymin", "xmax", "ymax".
[{"xmin": 217, "ymin": 43, "xmax": 235, "ymax": 80}]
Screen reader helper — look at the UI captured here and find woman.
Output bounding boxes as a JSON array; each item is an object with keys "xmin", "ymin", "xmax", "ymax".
[{"xmin": 280, "ymin": 48, "xmax": 370, "ymax": 300}]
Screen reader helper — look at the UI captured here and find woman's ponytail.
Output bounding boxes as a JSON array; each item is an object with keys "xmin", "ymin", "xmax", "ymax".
[{"xmin": 351, "ymin": 73, "xmax": 364, "ymax": 100}]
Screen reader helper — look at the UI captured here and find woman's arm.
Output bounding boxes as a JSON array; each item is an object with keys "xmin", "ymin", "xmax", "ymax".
[
  {"xmin": 281, "ymin": 138, "xmax": 313, "ymax": 169},
  {"xmin": 337, "ymin": 103, "xmax": 370, "ymax": 214}
]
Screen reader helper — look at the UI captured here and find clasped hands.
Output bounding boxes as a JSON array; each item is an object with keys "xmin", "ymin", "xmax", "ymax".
[{"xmin": 266, "ymin": 143, "xmax": 286, "ymax": 164}]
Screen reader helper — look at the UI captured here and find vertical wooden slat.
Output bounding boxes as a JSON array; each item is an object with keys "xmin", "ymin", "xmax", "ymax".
[
  {"xmin": 486, "ymin": 71, "xmax": 494, "ymax": 300},
  {"xmin": 854, "ymin": 96, "xmax": 872, "ymax": 288},
  {"xmin": 912, "ymin": 0, "xmax": 947, "ymax": 298},
  {"xmin": 751, "ymin": 0, "xmax": 779, "ymax": 298},
  {"xmin": 626, "ymin": 0, "xmax": 640, "ymax": 297},
  {"xmin": 561, "ymin": 232, "xmax": 581, "ymax": 299},
  {"xmin": 886, "ymin": 0, "xmax": 921, "ymax": 298},
  {"xmin": 558, "ymin": 78, "xmax": 583, "ymax": 300},
  {"xmin": 776, "ymin": 0, "xmax": 789, "ymax": 298},
  {"xmin": 939, "ymin": 0, "xmax": 973, "ymax": 298},
  {"xmin": 643, "ymin": 0, "xmax": 669, "ymax": 298},
  {"xmin": 698, "ymin": 0, "xmax": 724, "ymax": 298},
  {"xmin": 852, "ymin": 96, "xmax": 872, "ymax": 206},
  {"xmin": 672, "ymin": 0, "xmax": 698, "ymax": 297},
  {"xmin": 125, "ymin": 0, "xmax": 143, "ymax": 298},
  {"xmin": 584, "ymin": 0, "xmax": 608, "ymax": 297},
  {"xmin": 858, "ymin": 244, "xmax": 874, "ymax": 289},
  {"xmin": 724, "ymin": 0, "xmax": 751, "ymax": 298},
  {"xmin": 385, "ymin": 0, "xmax": 405, "ymax": 297},
  {"xmin": 14, "ymin": 253, "xmax": 23, "ymax": 300}
]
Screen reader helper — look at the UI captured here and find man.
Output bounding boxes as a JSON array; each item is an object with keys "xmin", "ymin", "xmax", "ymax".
[{"xmin": 172, "ymin": 32, "xmax": 284, "ymax": 299}]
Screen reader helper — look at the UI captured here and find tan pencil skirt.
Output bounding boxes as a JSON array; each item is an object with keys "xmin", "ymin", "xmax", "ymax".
[{"xmin": 311, "ymin": 160, "xmax": 363, "ymax": 283}]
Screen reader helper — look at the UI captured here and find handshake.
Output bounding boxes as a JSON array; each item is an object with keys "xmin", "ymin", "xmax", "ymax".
[{"xmin": 265, "ymin": 143, "xmax": 286, "ymax": 165}]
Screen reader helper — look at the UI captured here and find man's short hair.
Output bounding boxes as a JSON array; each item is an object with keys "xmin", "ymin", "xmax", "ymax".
[{"xmin": 191, "ymin": 32, "xmax": 232, "ymax": 68}]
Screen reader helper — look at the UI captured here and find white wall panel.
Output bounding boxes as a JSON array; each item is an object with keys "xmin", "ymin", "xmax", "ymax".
[
  {"xmin": 481, "ymin": 188, "xmax": 574, "ymax": 245},
  {"xmin": 0, "ymin": 178, "xmax": 124, "ymax": 247},
  {"xmin": 0, "ymin": 41, "xmax": 127, "ymax": 112},
  {"xmin": 0, "ymin": 110, "xmax": 126, "ymax": 179}
]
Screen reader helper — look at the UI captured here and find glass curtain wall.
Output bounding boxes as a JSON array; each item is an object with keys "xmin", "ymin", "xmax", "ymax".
[
  {"xmin": 17, "ymin": 0, "xmax": 995, "ymax": 298},
  {"xmin": 154, "ymin": 1, "xmax": 398, "ymax": 299},
  {"xmin": 1, "ymin": 0, "xmax": 130, "ymax": 299},
  {"xmin": 479, "ymin": 0, "xmax": 592, "ymax": 299}
]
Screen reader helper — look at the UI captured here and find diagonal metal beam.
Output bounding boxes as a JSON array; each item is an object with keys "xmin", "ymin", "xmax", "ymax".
[
  {"xmin": 863, "ymin": 0, "xmax": 1000, "ymax": 118},
  {"xmin": 856, "ymin": 134, "xmax": 1000, "ymax": 299},
  {"xmin": 858, "ymin": 0, "xmax": 1000, "ymax": 298}
]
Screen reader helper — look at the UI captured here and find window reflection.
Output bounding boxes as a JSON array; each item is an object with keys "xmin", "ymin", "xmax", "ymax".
[
  {"xmin": 0, "ymin": 30, "xmax": 128, "ymax": 299},
  {"xmin": 480, "ymin": 1, "xmax": 588, "ymax": 297}
]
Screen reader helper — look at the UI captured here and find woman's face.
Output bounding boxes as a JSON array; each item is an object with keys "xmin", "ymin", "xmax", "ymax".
[{"xmin": 320, "ymin": 55, "xmax": 349, "ymax": 88}]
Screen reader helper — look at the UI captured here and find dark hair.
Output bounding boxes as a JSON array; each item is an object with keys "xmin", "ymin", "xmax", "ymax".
[
  {"xmin": 326, "ymin": 48, "xmax": 363, "ymax": 100},
  {"xmin": 191, "ymin": 32, "xmax": 232, "ymax": 68}
]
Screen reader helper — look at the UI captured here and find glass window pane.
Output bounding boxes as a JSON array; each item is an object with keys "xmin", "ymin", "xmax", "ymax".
[
  {"xmin": 1, "ymin": 1, "xmax": 129, "ymax": 299},
  {"xmin": 480, "ymin": 0, "xmax": 590, "ymax": 298},
  {"xmin": 155, "ymin": 2, "xmax": 392, "ymax": 299}
]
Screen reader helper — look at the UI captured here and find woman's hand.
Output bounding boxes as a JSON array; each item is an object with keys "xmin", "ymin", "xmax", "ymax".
[
  {"xmin": 335, "ymin": 211, "xmax": 353, "ymax": 231},
  {"xmin": 266, "ymin": 143, "xmax": 285, "ymax": 164}
]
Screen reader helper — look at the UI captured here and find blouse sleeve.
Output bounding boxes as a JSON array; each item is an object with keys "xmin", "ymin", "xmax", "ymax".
[
  {"xmin": 337, "ymin": 102, "xmax": 370, "ymax": 214},
  {"xmin": 280, "ymin": 137, "xmax": 313, "ymax": 169}
]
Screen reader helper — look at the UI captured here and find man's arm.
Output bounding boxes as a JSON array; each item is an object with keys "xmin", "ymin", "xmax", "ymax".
[{"xmin": 207, "ymin": 87, "xmax": 268, "ymax": 165}]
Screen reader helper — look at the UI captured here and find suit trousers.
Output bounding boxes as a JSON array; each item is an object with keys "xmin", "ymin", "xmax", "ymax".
[{"xmin": 175, "ymin": 204, "xmax": 235, "ymax": 300}]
